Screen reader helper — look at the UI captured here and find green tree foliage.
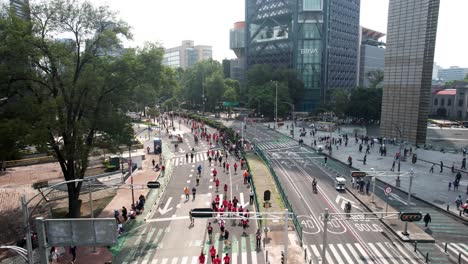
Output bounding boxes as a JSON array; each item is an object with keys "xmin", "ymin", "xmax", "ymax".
[
  {"xmin": 326, "ymin": 89, "xmax": 350, "ymax": 117},
  {"xmin": 366, "ymin": 69, "xmax": 384, "ymax": 88},
  {"xmin": 0, "ymin": 0, "xmax": 139, "ymax": 217},
  {"xmin": 245, "ymin": 64, "xmax": 304, "ymax": 117},
  {"xmin": 346, "ymin": 88, "xmax": 382, "ymax": 121}
]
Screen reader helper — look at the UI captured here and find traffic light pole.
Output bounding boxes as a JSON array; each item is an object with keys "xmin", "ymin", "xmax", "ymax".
[
  {"xmin": 402, "ymin": 169, "xmax": 414, "ymax": 236},
  {"xmin": 321, "ymin": 208, "xmax": 330, "ymax": 264}
]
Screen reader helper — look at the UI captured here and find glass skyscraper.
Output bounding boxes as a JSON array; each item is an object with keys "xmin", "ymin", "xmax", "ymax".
[{"xmin": 245, "ymin": 0, "xmax": 360, "ymax": 111}]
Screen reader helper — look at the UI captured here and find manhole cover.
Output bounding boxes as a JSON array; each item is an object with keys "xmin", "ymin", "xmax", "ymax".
[{"xmin": 433, "ymin": 199, "xmax": 445, "ymax": 205}]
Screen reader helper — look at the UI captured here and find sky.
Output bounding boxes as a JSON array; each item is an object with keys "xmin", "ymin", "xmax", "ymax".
[{"xmin": 93, "ymin": 0, "xmax": 468, "ymax": 68}]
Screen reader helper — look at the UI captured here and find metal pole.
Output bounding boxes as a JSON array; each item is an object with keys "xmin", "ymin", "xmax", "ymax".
[
  {"xmin": 21, "ymin": 195, "xmax": 33, "ymax": 264},
  {"xmin": 284, "ymin": 209, "xmax": 289, "ymax": 264},
  {"xmin": 129, "ymin": 145, "xmax": 134, "ymax": 206},
  {"xmin": 88, "ymin": 180, "xmax": 97, "ymax": 253},
  {"xmin": 35, "ymin": 217, "xmax": 49, "ymax": 264},
  {"xmin": 275, "ymin": 81, "xmax": 278, "ymax": 129},
  {"xmin": 371, "ymin": 169, "xmax": 376, "ymax": 203},
  {"xmin": 385, "ymin": 192, "xmax": 389, "ymax": 216},
  {"xmin": 321, "ymin": 208, "xmax": 329, "ymax": 264},
  {"xmin": 407, "ymin": 169, "xmax": 414, "ymax": 206}
]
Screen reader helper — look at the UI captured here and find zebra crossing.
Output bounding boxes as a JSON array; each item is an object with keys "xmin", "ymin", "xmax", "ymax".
[
  {"xmin": 256, "ymin": 140, "xmax": 297, "ymax": 151},
  {"xmin": 443, "ymin": 243, "xmax": 468, "ymax": 262},
  {"xmin": 304, "ymin": 241, "xmax": 420, "ymax": 264},
  {"xmin": 171, "ymin": 153, "xmax": 209, "ymax": 166},
  {"xmin": 119, "ymin": 225, "xmax": 261, "ymax": 264}
]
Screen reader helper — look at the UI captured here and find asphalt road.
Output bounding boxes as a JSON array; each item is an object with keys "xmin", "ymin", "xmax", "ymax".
[
  {"xmin": 116, "ymin": 118, "xmax": 263, "ymax": 264},
  {"xmin": 226, "ymin": 121, "xmax": 426, "ymax": 264}
]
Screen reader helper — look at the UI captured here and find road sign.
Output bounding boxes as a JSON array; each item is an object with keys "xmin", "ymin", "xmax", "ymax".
[
  {"xmin": 264, "ymin": 190, "xmax": 271, "ymax": 202},
  {"xmin": 384, "ymin": 186, "xmax": 392, "ymax": 195},
  {"xmin": 190, "ymin": 208, "xmax": 214, "ymax": 218},
  {"xmin": 146, "ymin": 181, "xmax": 161, "ymax": 189},
  {"xmin": 400, "ymin": 212, "xmax": 423, "ymax": 222},
  {"xmin": 351, "ymin": 171, "xmax": 367, "ymax": 178}
]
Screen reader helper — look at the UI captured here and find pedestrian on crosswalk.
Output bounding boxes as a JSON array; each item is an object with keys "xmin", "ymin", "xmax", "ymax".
[
  {"xmin": 223, "ymin": 252, "xmax": 231, "ymax": 264},
  {"xmin": 223, "ymin": 231, "xmax": 231, "ymax": 250},
  {"xmin": 219, "ymin": 219, "xmax": 225, "ymax": 233},
  {"xmin": 214, "ymin": 254, "xmax": 221, "ymax": 264},
  {"xmin": 209, "ymin": 245, "xmax": 216, "ymax": 262},
  {"xmin": 226, "ymin": 162, "xmax": 230, "ymax": 173},
  {"xmin": 192, "ymin": 186, "xmax": 197, "ymax": 201},
  {"xmin": 186, "ymin": 153, "xmax": 189, "ymax": 162},
  {"xmin": 423, "ymin": 213, "xmax": 431, "ymax": 229},
  {"xmin": 189, "ymin": 210, "xmax": 194, "ymax": 226},
  {"xmin": 208, "ymin": 156, "xmax": 212, "ymax": 166},
  {"xmin": 243, "ymin": 170, "xmax": 248, "ymax": 184},
  {"xmin": 223, "ymin": 161, "xmax": 226, "ymax": 172},
  {"xmin": 249, "ymin": 190, "xmax": 254, "ymax": 204},
  {"xmin": 196, "ymin": 174, "xmax": 200, "ymax": 186},
  {"xmin": 256, "ymin": 229, "xmax": 262, "ymax": 249},
  {"xmin": 234, "ymin": 162, "xmax": 238, "ymax": 174},
  {"xmin": 191, "ymin": 153, "xmax": 194, "ymax": 162},
  {"xmin": 184, "ymin": 186, "xmax": 190, "ymax": 201},
  {"xmin": 198, "ymin": 251, "xmax": 206, "ymax": 264},
  {"xmin": 215, "ymin": 178, "xmax": 220, "ymax": 192},
  {"xmin": 219, "ymin": 156, "xmax": 222, "ymax": 166},
  {"xmin": 224, "ymin": 184, "xmax": 228, "ymax": 196}
]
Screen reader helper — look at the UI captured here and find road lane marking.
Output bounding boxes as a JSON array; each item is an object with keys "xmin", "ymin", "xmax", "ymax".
[
  {"xmin": 180, "ymin": 256, "xmax": 188, "ymax": 264},
  {"xmin": 170, "ymin": 257, "xmax": 178, "ymax": 264},
  {"xmin": 345, "ymin": 243, "xmax": 364, "ymax": 264},
  {"xmin": 368, "ymin": 243, "xmax": 390, "ymax": 264},
  {"xmin": 376, "ymin": 242, "xmax": 402, "ymax": 264},
  {"xmin": 337, "ymin": 244, "xmax": 354, "ymax": 264},
  {"xmin": 354, "ymin": 243, "xmax": 372, "ymax": 263},
  {"xmin": 329, "ymin": 244, "xmax": 344, "ymax": 264}
]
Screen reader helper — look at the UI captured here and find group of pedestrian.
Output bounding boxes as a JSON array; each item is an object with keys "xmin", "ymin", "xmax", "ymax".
[
  {"xmin": 199, "ymin": 251, "xmax": 231, "ymax": 264},
  {"xmin": 351, "ymin": 177, "xmax": 370, "ymax": 195}
]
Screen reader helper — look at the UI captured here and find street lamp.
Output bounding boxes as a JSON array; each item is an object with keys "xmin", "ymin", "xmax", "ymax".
[
  {"xmin": 270, "ymin": 80, "xmax": 278, "ymax": 129},
  {"xmin": 393, "ymin": 123, "xmax": 404, "ymax": 187}
]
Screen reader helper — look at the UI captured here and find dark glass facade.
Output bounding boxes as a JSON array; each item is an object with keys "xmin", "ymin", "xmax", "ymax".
[
  {"xmin": 380, "ymin": 0, "xmax": 440, "ymax": 144},
  {"xmin": 245, "ymin": 0, "xmax": 360, "ymax": 111}
]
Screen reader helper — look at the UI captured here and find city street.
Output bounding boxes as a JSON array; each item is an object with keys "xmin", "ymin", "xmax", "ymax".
[
  {"xmin": 114, "ymin": 118, "xmax": 263, "ymax": 264},
  {"xmin": 263, "ymin": 121, "xmax": 468, "ymax": 263},
  {"xmin": 222, "ymin": 120, "xmax": 426, "ymax": 264}
]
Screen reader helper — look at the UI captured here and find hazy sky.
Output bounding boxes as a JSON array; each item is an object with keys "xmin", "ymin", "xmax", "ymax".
[{"xmin": 94, "ymin": 0, "xmax": 467, "ymax": 68}]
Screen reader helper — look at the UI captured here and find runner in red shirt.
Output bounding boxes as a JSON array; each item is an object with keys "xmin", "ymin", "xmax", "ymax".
[
  {"xmin": 225, "ymin": 162, "xmax": 230, "ymax": 173},
  {"xmin": 213, "ymin": 168, "xmax": 218, "ymax": 177},
  {"xmin": 199, "ymin": 252, "xmax": 206, "ymax": 264},
  {"xmin": 215, "ymin": 195, "xmax": 220, "ymax": 206},
  {"xmin": 209, "ymin": 245, "xmax": 216, "ymax": 262},
  {"xmin": 214, "ymin": 255, "xmax": 221, "ymax": 264},
  {"xmin": 233, "ymin": 163, "xmax": 238, "ymax": 174},
  {"xmin": 215, "ymin": 178, "xmax": 220, "ymax": 192},
  {"xmin": 223, "ymin": 184, "xmax": 228, "ymax": 196},
  {"xmin": 223, "ymin": 253, "xmax": 231, "ymax": 264}
]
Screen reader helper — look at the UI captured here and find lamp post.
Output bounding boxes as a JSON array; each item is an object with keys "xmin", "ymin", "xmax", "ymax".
[
  {"xmin": 393, "ymin": 124, "xmax": 403, "ymax": 187},
  {"xmin": 271, "ymin": 80, "xmax": 278, "ymax": 129},
  {"xmin": 402, "ymin": 169, "xmax": 414, "ymax": 236}
]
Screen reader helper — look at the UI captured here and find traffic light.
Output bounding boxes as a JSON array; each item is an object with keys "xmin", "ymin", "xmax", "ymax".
[
  {"xmin": 190, "ymin": 208, "xmax": 214, "ymax": 218},
  {"xmin": 351, "ymin": 171, "xmax": 367, "ymax": 178},
  {"xmin": 281, "ymin": 251, "xmax": 284, "ymax": 264},
  {"xmin": 146, "ymin": 181, "xmax": 160, "ymax": 189},
  {"xmin": 400, "ymin": 212, "xmax": 422, "ymax": 222}
]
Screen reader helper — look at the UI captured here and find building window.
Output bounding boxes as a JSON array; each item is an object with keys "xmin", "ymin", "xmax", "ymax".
[
  {"xmin": 441, "ymin": 98, "xmax": 445, "ymax": 106},
  {"xmin": 448, "ymin": 99, "xmax": 452, "ymax": 106},
  {"xmin": 459, "ymin": 99, "xmax": 464, "ymax": 107},
  {"xmin": 458, "ymin": 111, "xmax": 462, "ymax": 118},
  {"xmin": 434, "ymin": 98, "xmax": 438, "ymax": 105},
  {"xmin": 303, "ymin": 0, "xmax": 322, "ymax": 11}
]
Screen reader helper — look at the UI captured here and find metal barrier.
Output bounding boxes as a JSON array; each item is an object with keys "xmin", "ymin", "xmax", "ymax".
[{"xmin": 253, "ymin": 145, "xmax": 303, "ymax": 241}]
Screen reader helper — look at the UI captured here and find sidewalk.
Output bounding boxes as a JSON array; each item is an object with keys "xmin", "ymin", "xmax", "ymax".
[
  {"xmin": 269, "ymin": 121, "xmax": 468, "ymax": 221},
  {"xmin": 245, "ymin": 152, "xmax": 303, "ymax": 264}
]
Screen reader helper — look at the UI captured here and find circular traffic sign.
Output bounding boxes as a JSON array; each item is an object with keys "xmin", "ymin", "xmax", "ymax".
[{"xmin": 384, "ymin": 186, "xmax": 392, "ymax": 195}]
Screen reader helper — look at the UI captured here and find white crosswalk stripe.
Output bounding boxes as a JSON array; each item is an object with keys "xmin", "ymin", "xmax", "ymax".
[
  {"xmin": 171, "ymin": 153, "xmax": 211, "ymax": 167},
  {"xmin": 305, "ymin": 242, "xmax": 418, "ymax": 264},
  {"xmin": 445, "ymin": 243, "xmax": 468, "ymax": 262},
  {"xmin": 125, "ymin": 233, "xmax": 260, "ymax": 264}
]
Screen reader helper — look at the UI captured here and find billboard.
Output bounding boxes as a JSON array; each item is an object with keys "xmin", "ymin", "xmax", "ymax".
[{"xmin": 45, "ymin": 218, "xmax": 117, "ymax": 246}]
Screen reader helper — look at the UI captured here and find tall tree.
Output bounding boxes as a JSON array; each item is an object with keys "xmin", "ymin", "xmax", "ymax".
[
  {"xmin": 0, "ymin": 0, "xmax": 134, "ymax": 217},
  {"xmin": 346, "ymin": 88, "xmax": 382, "ymax": 121},
  {"xmin": 366, "ymin": 69, "xmax": 384, "ymax": 88}
]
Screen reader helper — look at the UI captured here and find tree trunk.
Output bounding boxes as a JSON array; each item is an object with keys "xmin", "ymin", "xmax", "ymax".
[{"xmin": 67, "ymin": 182, "xmax": 82, "ymax": 218}]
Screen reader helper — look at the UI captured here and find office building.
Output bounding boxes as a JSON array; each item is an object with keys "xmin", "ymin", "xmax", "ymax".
[
  {"xmin": 380, "ymin": 0, "xmax": 440, "ymax": 144},
  {"xmin": 229, "ymin": 22, "xmax": 246, "ymax": 88},
  {"xmin": 245, "ymin": 0, "xmax": 360, "ymax": 111},
  {"xmin": 437, "ymin": 66, "xmax": 468, "ymax": 83},
  {"xmin": 357, "ymin": 27, "xmax": 385, "ymax": 88},
  {"xmin": 0, "ymin": 0, "xmax": 29, "ymax": 19},
  {"xmin": 162, "ymin": 40, "xmax": 212, "ymax": 70},
  {"xmin": 432, "ymin": 62, "xmax": 441, "ymax": 80}
]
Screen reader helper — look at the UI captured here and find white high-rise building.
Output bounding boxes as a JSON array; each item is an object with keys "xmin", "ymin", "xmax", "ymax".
[{"xmin": 162, "ymin": 40, "xmax": 212, "ymax": 70}]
